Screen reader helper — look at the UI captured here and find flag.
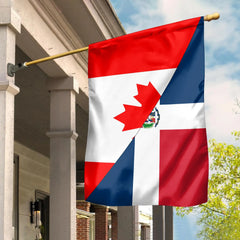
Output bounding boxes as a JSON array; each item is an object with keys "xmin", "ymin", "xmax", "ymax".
[{"xmin": 85, "ymin": 16, "xmax": 208, "ymax": 207}]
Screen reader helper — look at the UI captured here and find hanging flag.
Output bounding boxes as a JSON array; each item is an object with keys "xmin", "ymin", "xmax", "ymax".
[{"xmin": 85, "ymin": 16, "xmax": 209, "ymax": 207}]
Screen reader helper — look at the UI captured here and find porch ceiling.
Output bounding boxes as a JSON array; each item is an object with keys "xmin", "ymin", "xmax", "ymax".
[
  {"xmin": 15, "ymin": 47, "xmax": 87, "ymax": 162},
  {"xmin": 53, "ymin": 0, "xmax": 125, "ymax": 44},
  {"xmin": 53, "ymin": 0, "xmax": 105, "ymax": 46}
]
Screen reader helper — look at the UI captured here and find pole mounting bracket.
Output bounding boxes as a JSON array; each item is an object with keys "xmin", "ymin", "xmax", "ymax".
[{"xmin": 7, "ymin": 63, "xmax": 27, "ymax": 77}]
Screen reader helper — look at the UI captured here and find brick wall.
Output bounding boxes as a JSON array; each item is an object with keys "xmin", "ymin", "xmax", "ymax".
[
  {"xmin": 95, "ymin": 206, "xmax": 108, "ymax": 240},
  {"xmin": 76, "ymin": 201, "xmax": 91, "ymax": 240}
]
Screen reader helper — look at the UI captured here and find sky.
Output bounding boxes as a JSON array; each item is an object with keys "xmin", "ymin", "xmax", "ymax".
[{"xmin": 109, "ymin": 0, "xmax": 240, "ymax": 239}]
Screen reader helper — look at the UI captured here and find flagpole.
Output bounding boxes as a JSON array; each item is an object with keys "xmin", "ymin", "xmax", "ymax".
[
  {"xmin": 25, "ymin": 46, "xmax": 89, "ymax": 66},
  {"xmin": 7, "ymin": 13, "xmax": 219, "ymax": 77},
  {"xmin": 7, "ymin": 46, "xmax": 89, "ymax": 77}
]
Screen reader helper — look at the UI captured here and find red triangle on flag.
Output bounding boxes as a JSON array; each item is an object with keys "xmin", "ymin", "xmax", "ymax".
[{"xmin": 85, "ymin": 162, "xmax": 114, "ymax": 199}]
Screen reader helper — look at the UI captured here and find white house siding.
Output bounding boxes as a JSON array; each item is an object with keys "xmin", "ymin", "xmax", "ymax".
[{"xmin": 14, "ymin": 142, "xmax": 49, "ymax": 240}]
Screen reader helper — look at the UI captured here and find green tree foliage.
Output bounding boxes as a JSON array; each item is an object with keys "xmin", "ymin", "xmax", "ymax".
[{"xmin": 176, "ymin": 131, "xmax": 240, "ymax": 240}]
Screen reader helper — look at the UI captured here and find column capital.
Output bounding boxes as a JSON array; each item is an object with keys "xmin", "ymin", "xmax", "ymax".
[
  {"xmin": 0, "ymin": 7, "xmax": 21, "ymax": 33},
  {"xmin": 47, "ymin": 76, "xmax": 79, "ymax": 94},
  {"xmin": 0, "ymin": 81, "xmax": 19, "ymax": 95},
  {"xmin": 46, "ymin": 130, "xmax": 78, "ymax": 140}
]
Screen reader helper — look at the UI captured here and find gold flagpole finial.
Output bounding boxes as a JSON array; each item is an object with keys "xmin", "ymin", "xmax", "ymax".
[{"xmin": 204, "ymin": 12, "xmax": 220, "ymax": 21}]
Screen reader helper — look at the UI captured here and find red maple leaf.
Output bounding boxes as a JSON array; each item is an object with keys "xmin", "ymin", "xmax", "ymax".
[{"xmin": 114, "ymin": 82, "xmax": 161, "ymax": 131}]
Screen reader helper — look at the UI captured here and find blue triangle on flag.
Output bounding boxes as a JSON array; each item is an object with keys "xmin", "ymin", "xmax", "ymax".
[
  {"xmin": 160, "ymin": 17, "xmax": 204, "ymax": 105},
  {"xmin": 86, "ymin": 138, "xmax": 135, "ymax": 206}
]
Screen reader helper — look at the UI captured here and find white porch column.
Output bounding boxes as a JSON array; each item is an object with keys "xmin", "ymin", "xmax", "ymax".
[
  {"xmin": 47, "ymin": 77, "xmax": 79, "ymax": 240},
  {"xmin": 165, "ymin": 206, "xmax": 173, "ymax": 240},
  {"xmin": 0, "ymin": 2, "xmax": 20, "ymax": 240},
  {"xmin": 153, "ymin": 206, "xmax": 173, "ymax": 240},
  {"xmin": 118, "ymin": 206, "xmax": 139, "ymax": 240},
  {"xmin": 153, "ymin": 205, "xmax": 164, "ymax": 240}
]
